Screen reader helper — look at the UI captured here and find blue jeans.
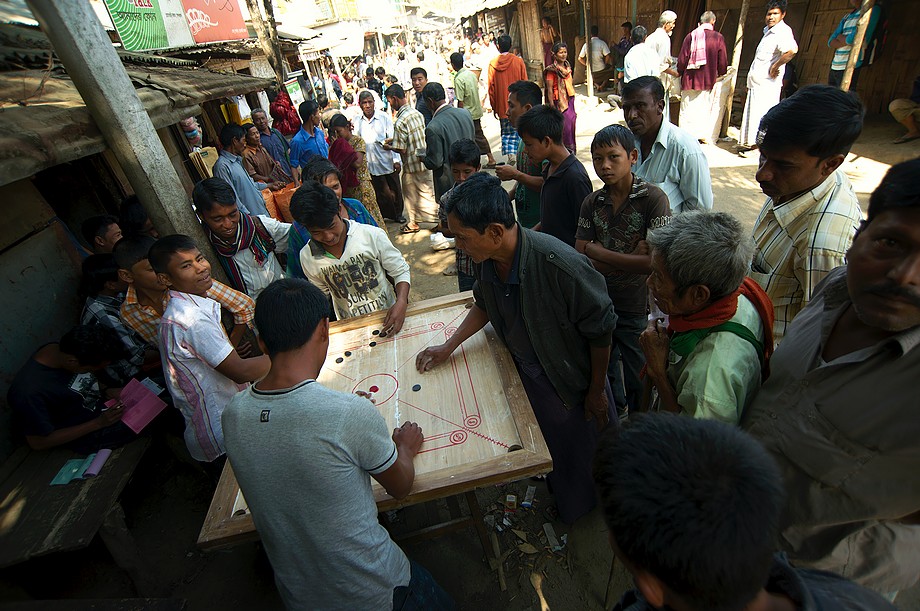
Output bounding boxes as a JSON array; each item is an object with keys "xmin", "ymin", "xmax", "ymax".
[
  {"xmin": 607, "ymin": 312, "xmax": 647, "ymax": 412},
  {"xmin": 392, "ymin": 561, "xmax": 454, "ymax": 610}
]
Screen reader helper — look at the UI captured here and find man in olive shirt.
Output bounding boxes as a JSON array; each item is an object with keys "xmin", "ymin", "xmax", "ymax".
[
  {"xmin": 451, "ymin": 52, "xmax": 496, "ymax": 168},
  {"xmin": 743, "ymin": 159, "xmax": 920, "ymax": 597}
]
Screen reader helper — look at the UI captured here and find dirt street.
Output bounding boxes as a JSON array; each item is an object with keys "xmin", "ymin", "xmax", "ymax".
[{"xmin": 1, "ymin": 92, "xmax": 916, "ymax": 610}]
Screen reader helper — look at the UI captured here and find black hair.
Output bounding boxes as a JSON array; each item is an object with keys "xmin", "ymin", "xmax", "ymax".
[
  {"xmin": 448, "ymin": 139, "xmax": 482, "ymax": 168},
  {"xmin": 508, "ymin": 80, "xmax": 542, "ymax": 108},
  {"xmin": 113, "ymin": 234, "xmax": 156, "ymax": 271},
  {"xmin": 59, "ymin": 325, "xmax": 127, "ymax": 366},
  {"xmin": 375, "ymin": 66, "xmax": 385, "ymax": 76},
  {"xmin": 192, "ymin": 177, "xmax": 237, "ymax": 214},
  {"xmin": 422, "ymin": 82, "xmax": 446, "ymax": 103},
  {"xmin": 542, "ymin": 16, "xmax": 552, "ymax": 23},
  {"xmin": 298, "ymin": 100, "xmax": 319, "ymax": 124},
  {"xmin": 622, "ymin": 75, "xmax": 665, "ymax": 103},
  {"xmin": 866, "ymin": 158, "xmax": 920, "ymax": 225},
  {"xmin": 516, "ymin": 105, "xmax": 564, "ymax": 144},
  {"xmin": 758, "ymin": 84, "xmax": 864, "ymax": 159},
  {"xmin": 343, "ymin": 92, "xmax": 354, "ymax": 104},
  {"xmin": 81, "ymin": 215, "xmax": 119, "ymax": 247},
  {"xmin": 118, "ymin": 196, "xmax": 150, "ymax": 237},
  {"xmin": 384, "ymin": 84, "xmax": 406, "ymax": 100},
  {"xmin": 242, "ymin": 122, "xmax": 257, "ymax": 137},
  {"xmin": 398, "ymin": 51, "xmax": 405, "ymax": 60},
  {"xmin": 410, "ymin": 67, "xmax": 428, "ymax": 79},
  {"xmin": 81, "ymin": 254, "xmax": 120, "ymax": 298},
  {"xmin": 316, "ymin": 93, "xmax": 329, "ymax": 109},
  {"xmin": 765, "ymin": 0, "xmax": 788, "ymax": 12},
  {"xmin": 551, "ymin": 41, "xmax": 567, "ymax": 55},
  {"xmin": 590, "ymin": 25, "xmax": 599, "ymax": 36},
  {"xmin": 497, "ymin": 34, "xmax": 512, "ymax": 53},
  {"xmin": 444, "ymin": 173, "xmax": 515, "ymax": 232},
  {"xmin": 329, "ymin": 113, "xmax": 351, "ymax": 130},
  {"xmin": 255, "ymin": 278, "xmax": 330, "ymax": 356},
  {"xmin": 631, "ymin": 25, "xmax": 648, "ymax": 44},
  {"xmin": 622, "ymin": 21, "xmax": 633, "ymax": 29},
  {"xmin": 592, "ymin": 124, "xmax": 637, "ymax": 153},
  {"xmin": 365, "ymin": 66, "xmax": 375, "ymax": 76},
  {"xmin": 416, "ymin": 51, "xmax": 425, "ymax": 62},
  {"xmin": 290, "ymin": 180, "xmax": 340, "ymax": 229},
  {"xmin": 594, "ymin": 414, "xmax": 785, "ymax": 611},
  {"xmin": 302, "ymin": 157, "xmax": 342, "ymax": 184},
  {"xmin": 219, "ymin": 122, "xmax": 246, "ymax": 147},
  {"xmin": 148, "ymin": 234, "xmax": 200, "ymax": 275},
  {"xmin": 450, "ymin": 52, "xmax": 464, "ymax": 70}
]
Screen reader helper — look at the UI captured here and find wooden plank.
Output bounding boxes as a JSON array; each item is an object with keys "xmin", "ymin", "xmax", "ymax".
[
  {"xmin": 197, "ymin": 293, "xmax": 552, "ymax": 551},
  {"xmin": 0, "ymin": 438, "xmax": 150, "ymax": 568}
]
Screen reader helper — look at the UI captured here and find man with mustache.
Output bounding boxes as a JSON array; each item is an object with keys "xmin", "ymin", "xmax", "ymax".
[
  {"xmin": 749, "ymin": 85, "xmax": 864, "ymax": 342},
  {"xmin": 743, "ymin": 158, "xmax": 920, "ymax": 600}
]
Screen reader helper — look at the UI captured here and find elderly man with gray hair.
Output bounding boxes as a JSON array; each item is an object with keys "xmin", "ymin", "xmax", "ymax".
[{"xmin": 639, "ymin": 211, "xmax": 775, "ymax": 424}]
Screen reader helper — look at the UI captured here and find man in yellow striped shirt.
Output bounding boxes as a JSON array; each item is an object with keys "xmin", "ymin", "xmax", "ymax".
[{"xmin": 749, "ymin": 85, "xmax": 864, "ymax": 342}]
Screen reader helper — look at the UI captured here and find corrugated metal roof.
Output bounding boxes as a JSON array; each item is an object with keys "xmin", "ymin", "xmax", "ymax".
[{"xmin": 0, "ymin": 65, "xmax": 273, "ymax": 186}]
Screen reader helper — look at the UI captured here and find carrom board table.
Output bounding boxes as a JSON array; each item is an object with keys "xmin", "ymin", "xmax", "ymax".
[{"xmin": 198, "ymin": 292, "xmax": 552, "ymax": 551}]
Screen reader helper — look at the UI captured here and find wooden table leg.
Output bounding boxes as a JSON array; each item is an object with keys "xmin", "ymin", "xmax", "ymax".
[
  {"xmin": 463, "ymin": 491, "xmax": 492, "ymax": 562},
  {"xmin": 99, "ymin": 502, "xmax": 156, "ymax": 596}
]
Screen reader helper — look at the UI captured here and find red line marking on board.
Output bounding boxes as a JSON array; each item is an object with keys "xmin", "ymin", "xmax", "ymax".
[
  {"xmin": 459, "ymin": 344, "xmax": 482, "ymax": 417},
  {"xmin": 417, "ymin": 430, "xmax": 468, "ymax": 453},
  {"xmin": 450, "ymin": 355, "xmax": 469, "ymax": 422},
  {"xmin": 399, "ymin": 399, "xmax": 508, "ymax": 449},
  {"xmin": 395, "ymin": 309, "xmax": 468, "ymax": 371}
]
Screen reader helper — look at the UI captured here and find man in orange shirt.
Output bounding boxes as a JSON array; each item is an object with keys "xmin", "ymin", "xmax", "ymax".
[{"xmin": 488, "ymin": 34, "xmax": 528, "ymax": 160}]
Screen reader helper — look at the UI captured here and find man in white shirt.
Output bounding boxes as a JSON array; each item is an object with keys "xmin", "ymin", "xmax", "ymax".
[
  {"xmin": 623, "ymin": 76, "xmax": 713, "ymax": 213},
  {"xmin": 149, "ymin": 234, "xmax": 269, "ymax": 465},
  {"xmin": 645, "ymin": 10, "xmax": 679, "ymax": 120},
  {"xmin": 579, "ymin": 25, "xmax": 611, "ymax": 72},
  {"xmin": 193, "ymin": 178, "xmax": 290, "ymax": 299},
  {"xmin": 624, "ymin": 26, "xmax": 661, "ymax": 83},
  {"xmin": 739, "ymin": 0, "xmax": 798, "ymax": 151},
  {"xmin": 293, "ymin": 180, "xmax": 411, "ymax": 332},
  {"xmin": 355, "ymin": 91, "xmax": 405, "ymax": 223}
]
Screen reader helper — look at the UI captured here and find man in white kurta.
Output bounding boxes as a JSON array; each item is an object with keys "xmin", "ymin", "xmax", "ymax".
[
  {"xmin": 739, "ymin": 3, "xmax": 798, "ymax": 149},
  {"xmin": 645, "ymin": 11, "xmax": 678, "ymax": 121}
]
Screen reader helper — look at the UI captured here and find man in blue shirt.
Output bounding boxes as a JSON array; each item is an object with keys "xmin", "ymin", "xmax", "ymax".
[
  {"xmin": 827, "ymin": 0, "xmax": 879, "ymax": 89},
  {"xmin": 213, "ymin": 123, "xmax": 271, "ymax": 217},
  {"xmin": 289, "ymin": 100, "xmax": 329, "ymax": 183}
]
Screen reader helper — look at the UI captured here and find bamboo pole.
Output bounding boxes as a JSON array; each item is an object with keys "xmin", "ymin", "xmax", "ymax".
[
  {"xmin": 840, "ymin": 0, "xmax": 874, "ymax": 91},
  {"xmin": 720, "ymin": 0, "xmax": 750, "ymax": 137}
]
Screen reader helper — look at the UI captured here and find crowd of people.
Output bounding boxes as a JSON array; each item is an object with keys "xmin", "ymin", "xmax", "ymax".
[{"xmin": 6, "ymin": 4, "xmax": 920, "ymax": 609}]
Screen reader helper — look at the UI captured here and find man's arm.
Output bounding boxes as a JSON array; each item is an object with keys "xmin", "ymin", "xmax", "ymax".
[
  {"xmin": 214, "ymin": 351, "xmax": 270, "ymax": 384},
  {"xmin": 422, "ymin": 127, "xmax": 443, "ymax": 170},
  {"xmin": 578, "ymin": 240, "xmax": 652, "ymax": 274},
  {"xmin": 25, "ymin": 407, "xmax": 126, "ymax": 451},
  {"xmin": 679, "ymin": 151, "xmax": 714, "ymax": 211},
  {"xmin": 372, "ymin": 421, "xmax": 423, "ymax": 499},
  {"xmin": 769, "ymin": 50, "xmax": 796, "ymax": 79},
  {"xmin": 417, "ymin": 304, "xmax": 489, "ymax": 372},
  {"xmin": 585, "ymin": 344, "xmax": 611, "ymax": 429},
  {"xmin": 639, "ymin": 319, "xmax": 681, "ymax": 413},
  {"xmin": 494, "ymin": 164, "xmax": 545, "ymax": 192},
  {"xmin": 244, "ymin": 156, "xmax": 272, "ymax": 184}
]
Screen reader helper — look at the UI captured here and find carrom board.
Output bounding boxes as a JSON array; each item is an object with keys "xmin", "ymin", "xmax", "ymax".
[{"xmin": 198, "ymin": 292, "xmax": 552, "ymax": 551}]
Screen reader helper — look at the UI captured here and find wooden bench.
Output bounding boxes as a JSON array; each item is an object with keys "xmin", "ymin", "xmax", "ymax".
[{"xmin": 0, "ymin": 438, "xmax": 153, "ymax": 595}]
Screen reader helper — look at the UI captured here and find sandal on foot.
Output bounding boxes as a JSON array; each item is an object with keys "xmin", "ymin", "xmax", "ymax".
[{"xmin": 400, "ymin": 224, "xmax": 421, "ymax": 234}]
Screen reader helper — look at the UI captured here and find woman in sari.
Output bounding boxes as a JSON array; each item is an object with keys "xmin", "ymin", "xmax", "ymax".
[
  {"xmin": 543, "ymin": 42, "xmax": 577, "ymax": 153},
  {"xmin": 327, "ymin": 113, "xmax": 384, "ymax": 227}
]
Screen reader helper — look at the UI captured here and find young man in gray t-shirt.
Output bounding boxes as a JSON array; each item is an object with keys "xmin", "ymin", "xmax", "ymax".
[{"xmin": 222, "ymin": 279, "xmax": 453, "ymax": 610}]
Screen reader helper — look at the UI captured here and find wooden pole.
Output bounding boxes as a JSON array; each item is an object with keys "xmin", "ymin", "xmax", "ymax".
[
  {"xmin": 840, "ymin": 0, "xmax": 874, "ymax": 91},
  {"xmin": 556, "ymin": 0, "xmax": 564, "ymax": 41},
  {"xmin": 584, "ymin": 0, "xmax": 594, "ymax": 97},
  {"xmin": 25, "ymin": 0, "xmax": 226, "ymax": 280},
  {"xmin": 244, "ymin": 0, "xmax": 286, "ymax": 85},
  {"xmin": 720, "ymin": 0, "xmax": 750, "ymax": 137}
]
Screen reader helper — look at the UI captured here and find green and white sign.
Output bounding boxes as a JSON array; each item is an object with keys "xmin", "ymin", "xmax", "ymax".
[{"xmin": 103, "ymin": 0, "xmax": 194, "ymax": 52}]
